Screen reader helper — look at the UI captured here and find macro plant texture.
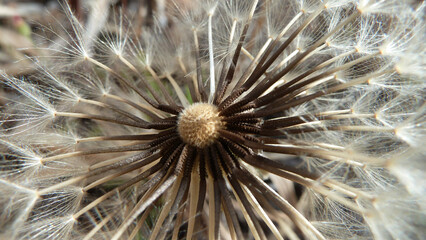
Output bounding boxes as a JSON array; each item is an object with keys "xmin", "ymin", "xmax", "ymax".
[{"xmin": 0, "ymin": 0, "xmax": 425, "ymax": 239}]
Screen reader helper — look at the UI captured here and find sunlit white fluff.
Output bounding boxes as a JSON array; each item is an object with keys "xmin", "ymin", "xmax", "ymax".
[{"xmin": 0, "ymin": 0, "xmax": 424, "ymax": 239}]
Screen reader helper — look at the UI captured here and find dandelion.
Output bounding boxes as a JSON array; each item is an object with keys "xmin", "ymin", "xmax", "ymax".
[{"xmin": 1, "ymin": 0, "xmax": 425, "ymax": 239}]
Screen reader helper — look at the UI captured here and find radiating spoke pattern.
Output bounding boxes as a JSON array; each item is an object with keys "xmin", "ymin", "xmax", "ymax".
[{"xmin": 0, "ymin": 0, "xmax": 425, "ymax": 239}]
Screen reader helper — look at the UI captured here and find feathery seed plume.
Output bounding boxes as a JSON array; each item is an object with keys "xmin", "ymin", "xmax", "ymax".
[{"xmin": 0, "ymin": 0, "xmax": 425, "ymax": 239}]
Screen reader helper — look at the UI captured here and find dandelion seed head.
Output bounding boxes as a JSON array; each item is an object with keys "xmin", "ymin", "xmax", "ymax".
[{"xmin": 0, "ymin": 0, "xmax": 424, "ymax": 239}]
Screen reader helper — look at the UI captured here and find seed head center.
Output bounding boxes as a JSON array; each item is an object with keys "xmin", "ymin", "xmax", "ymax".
[{"xmin": 177, "ymin": 103, "xmax": 224, "ymax": 148}]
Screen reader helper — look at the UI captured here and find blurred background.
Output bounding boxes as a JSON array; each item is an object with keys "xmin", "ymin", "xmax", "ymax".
[
  {"xmin": 0, "ymin": 0, "xmax": 191, "ymax": 109},
  {"xmin": 0, "ymin": 0, "xmax": 177, "ymax": 76}
]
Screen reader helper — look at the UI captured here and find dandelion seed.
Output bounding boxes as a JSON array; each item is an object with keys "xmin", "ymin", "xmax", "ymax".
[{"xmin": 0, "ymin": 0, "xmax": 425, "ymax": 239}]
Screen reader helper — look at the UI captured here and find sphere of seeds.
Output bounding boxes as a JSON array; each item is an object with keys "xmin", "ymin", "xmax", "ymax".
[{"xmin": 177, "ymin": 103, "xmax": 224, "ymax": 148}]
